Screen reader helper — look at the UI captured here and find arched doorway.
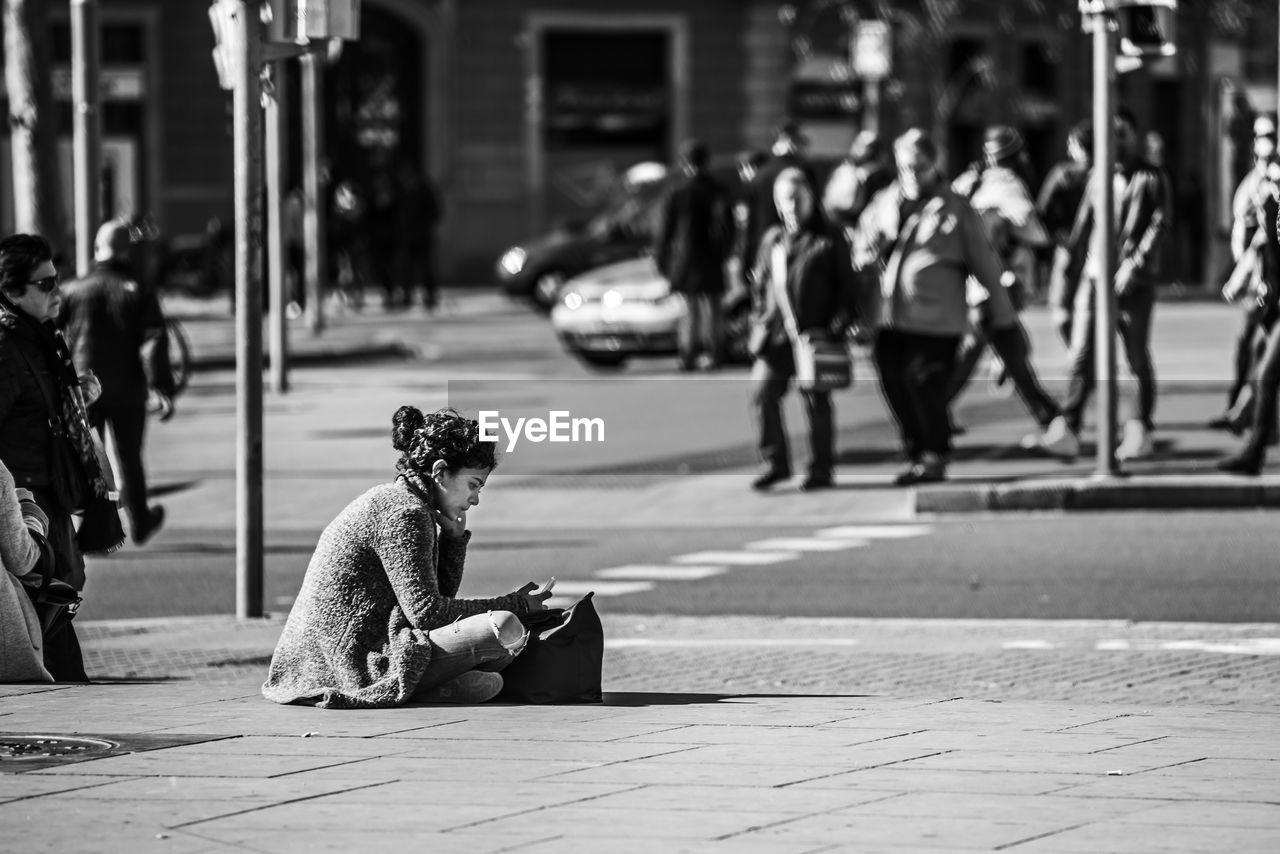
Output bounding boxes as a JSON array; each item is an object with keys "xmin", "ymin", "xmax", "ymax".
[{"xmin": 325, "ymin": 4, "xmax": 423, "ymax": 187}]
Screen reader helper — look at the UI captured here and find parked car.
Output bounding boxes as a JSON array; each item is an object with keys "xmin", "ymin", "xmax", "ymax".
[
  {"xmin": 550, "ymin": 256, "xmax": 751, "ymax": 370},
  {"xmin": 497, "ymin": 162, "xmax": 672, "ymax": 311}
]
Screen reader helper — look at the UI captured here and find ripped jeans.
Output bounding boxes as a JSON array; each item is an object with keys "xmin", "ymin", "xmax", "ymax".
[{"xmin": 413, "ymin": 611, "xmax": 528, "ymax": 696}]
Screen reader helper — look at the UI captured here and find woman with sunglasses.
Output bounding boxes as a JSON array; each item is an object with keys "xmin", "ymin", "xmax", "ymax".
[{"xmin": 0, "ymin": 233, "xmax": 121, "ymax": 681}]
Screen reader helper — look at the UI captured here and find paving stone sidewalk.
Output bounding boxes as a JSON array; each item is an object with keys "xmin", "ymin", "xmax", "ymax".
[
  {"xmin": 2, "ymin": 670, "xmax": 1277, "ymax": 853},
  {"xmin": 73, "ymin": 614, "xmax": 1280, "ymax": 706}
]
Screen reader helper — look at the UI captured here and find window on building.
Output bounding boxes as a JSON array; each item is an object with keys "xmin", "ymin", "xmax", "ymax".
[
  {"xmin": 51, "ymin": 22, "xmax": 146, "ymax": 64},
  {"xmin": 1022, "ymin": 41, "xmax": 1056, "ymax": 97},
  {"xmin": 543, "ymin": 30, "xmax": 670, "ymax": 150}
]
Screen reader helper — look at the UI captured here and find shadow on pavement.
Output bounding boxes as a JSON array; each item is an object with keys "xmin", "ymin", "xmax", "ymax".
[{"xmin": 598, "ymin": 692, "xmax": 876, "ymax": 706}]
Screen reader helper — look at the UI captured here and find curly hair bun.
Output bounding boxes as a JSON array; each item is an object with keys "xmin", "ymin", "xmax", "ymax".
[{"xmin": 391, "ymin": 405, "xmax": 425, "ymax": 453}]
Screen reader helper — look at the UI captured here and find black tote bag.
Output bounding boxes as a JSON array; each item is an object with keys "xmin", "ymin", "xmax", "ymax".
[{"xmin": 498, "ymin": 593, "xmax": 603, "ymax": 704}]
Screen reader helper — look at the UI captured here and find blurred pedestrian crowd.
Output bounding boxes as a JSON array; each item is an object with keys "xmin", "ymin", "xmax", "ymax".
[{"xmin": 651, "ymin": 104, "xmax": 1280, "ymax": 490}]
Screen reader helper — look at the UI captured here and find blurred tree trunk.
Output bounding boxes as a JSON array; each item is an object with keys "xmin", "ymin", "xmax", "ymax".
[{"xmin": 4, "ymin": 0, "xmax": 64, "ymax": 248}]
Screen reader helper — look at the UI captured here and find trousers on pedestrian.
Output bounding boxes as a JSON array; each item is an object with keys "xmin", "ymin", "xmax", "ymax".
[
  {"xmin": 1061, "ymin": 282, "xmax": 1157, "ymax": 434},
  {"xmin": 750, "ymin": 342, "xmax": 833, "ymax": 480},
  {"xmin": 874, "ymin": 329, "xmax": 960, "ymax": 461},
  {"xmin": 947, "ymin": 318, "xmax": 1059, "ymax": 428},
  {"xmin": 29, "ymin": 486, "xmax": 87, "ymax": 682},
  {"xmin": 411, "ymin": 611, "xmax": 528, "ymax": 699},
  {"xmin": 678, "ymin": 291, "xmax": 723, "ymax": 368},
  {"xmin": 1233, "ymin": 311, "xmax": 1280, "ymax": 464},
  {"xmin": 89, "ymin": 402, "xmax": 150, "ymax": 535},
  {"xmin": 1227, "ymin": 300, "xmax": 1279, "ymax": 410}
]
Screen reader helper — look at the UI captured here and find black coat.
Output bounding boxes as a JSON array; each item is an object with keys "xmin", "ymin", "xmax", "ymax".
[
  {"xmin": 0, "ymin": 310, "xmax": 64, "ymax": 491},
  {"xmin": 738, "ymin": 153, "xmax": 818, "ymax": 278},
  {"xmin": 58, "ymin": 260, "xmax": 174, "ymax": 408},
  {"xmin": 654, "ymin": 170, "xmax": 730, "ymax": 295},
  {"xmin": 751, "ymin": 220, "xmax": 860, "ymax": 351}
]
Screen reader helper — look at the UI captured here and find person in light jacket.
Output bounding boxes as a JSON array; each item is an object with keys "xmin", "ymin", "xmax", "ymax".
[
  {"xmin": 263, "ymin": 407, "xmax": 553, "ymax": 708},
  {"xmin": 947, "ymin": 125, "xmax": 1066, "ymax": 456},
  {"xmin": 855, "ymin": 128, "xmax": 1016, "ymax": 485},
  {"xmin": 1, "ymin": 459, "xmax": 54, "ymax": 682}
]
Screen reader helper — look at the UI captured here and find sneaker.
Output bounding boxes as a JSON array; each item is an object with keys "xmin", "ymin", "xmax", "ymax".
[
  {"xmin": 1207, "ymin": 411, "xmax": 1234, "ymax": 431},
  {"xmin": 418, "ymin": 671, "xmax": 503, "ymax": 704},
  {"xmin": 1025, "ymin": 416, "xmax": 1080, "ymax": 459},
  {"xmin": 1116, "ymin": 420, "xmax": 1154, "ymax": 461},
  {"xmin": 893, "ymin": 462, "xmax": 924, "ymax": 486},
  {"xmin": 915, "ymin": 452, "xmax": 947, "ymax": 484}
]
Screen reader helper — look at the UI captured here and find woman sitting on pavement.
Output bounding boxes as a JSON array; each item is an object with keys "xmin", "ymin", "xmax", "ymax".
[
  {"xmin": 263, "ymin": 406, "xmax": 552, "ymax": 709},
  {"xmin": 1, "ymin": 458, "xmax": 55, "ymax": 682}
]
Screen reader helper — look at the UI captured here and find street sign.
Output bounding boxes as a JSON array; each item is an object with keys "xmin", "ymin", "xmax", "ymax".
[
  {"xmin": 208, "ymin": 0, "xmax": 238, "ymax": 91},
  {"xmin": 852, "ymin": 20, "xmax": 891, "ymax": 81},
  {"xmin": 266, "ymin": 0, "xmax": 361, "ymax": 44}
]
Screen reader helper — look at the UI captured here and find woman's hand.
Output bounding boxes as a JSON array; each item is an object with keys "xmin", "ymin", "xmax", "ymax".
[
  {"xmin": 78, "ymin": 371, "xmax": 102, "ymax": 407},
  {"xmin": 517, "ymin": 579, "xmax": 555, "ymax": 613},
  {"xmin": 432, "ymin": 506, "xmax": 467, "ymax": 538}
]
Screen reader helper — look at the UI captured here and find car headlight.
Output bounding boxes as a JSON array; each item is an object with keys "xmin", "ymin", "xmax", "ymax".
[
  {"xmin": 601, "ymin": 290, "xmax": 624, "ymax": 309},
  {"xmin": 499, "ymin": 247, "xmax": 526, "ymax": 276},
  {"xmin": 561, "ymin": 290, "xmax": 584, "ymax": 311}
]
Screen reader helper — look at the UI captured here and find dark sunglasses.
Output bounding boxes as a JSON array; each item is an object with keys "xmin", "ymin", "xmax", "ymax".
[{"xmin": 27, "ymin": 275, "xmax": 59, "ymax": 293}]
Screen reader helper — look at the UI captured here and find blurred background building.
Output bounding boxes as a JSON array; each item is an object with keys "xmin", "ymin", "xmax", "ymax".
[{"xmin": 0, "ymin": 0, "xmax": 1275, "ymax": 287}]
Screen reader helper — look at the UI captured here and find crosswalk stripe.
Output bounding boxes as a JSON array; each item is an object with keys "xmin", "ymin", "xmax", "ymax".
[
  {"xmin": 1096, "ymin": 638, "xmax": 1280, "ymax": 655},
  {"xmin": 814, "ymin": 524, "xmax": 933, "ymax": 539},
  {"xmin": 546, "ymin": 580, "xmax": 654, "ymax": 601},
  {"xmin": 672, "ymin": 550, "xmax": 799, "ymax": 565},
  {"xmin": 745, "ymin": 538, "xmax": 869, "ymax": 552},
  {"xmin": 596, "ymin": 565, "xmax": 726, "ymax": 580}
]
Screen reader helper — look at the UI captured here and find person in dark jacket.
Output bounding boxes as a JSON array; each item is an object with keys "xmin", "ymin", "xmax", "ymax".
[
  {"xmin": 1051, "ymin": 108, "xmax": 1170, "ymax": 462},
  {"xmin": 1038, "ymin": 122, "xmax": 1093, "ymax": 250},
  {"xmin": 1038, "ymin": 121, "xmax": 1092, "ymax": 343},
  {"xmin": 0, "ymin": 233, "xmax": 120, "ymax": 681},
  {"xmin": 738, "ymin": 123, "xmax": 816, "ymax": 293},
  {"xmin": 749, "ymin": 167, "xmax": 859, "ymax": 492},
  {"xmin": 59, "ymin": 220, "xmax": 175, "ymax": 545},
  {"xmin": 1212, "ymin": 115, "xmax": 1280, "ymax": 432},
  {"xmin": 1218, "ymin": 155, "xmax": 1280, "ymax": 476},
  {"xmin": 654, "ymin": 139, "xmax": 731, "ymax": 370}
]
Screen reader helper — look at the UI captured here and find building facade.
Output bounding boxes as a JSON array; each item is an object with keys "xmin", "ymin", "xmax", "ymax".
[{"xmin": 0, "ymin": 0, "xmax": 1272, "ymax": 286}]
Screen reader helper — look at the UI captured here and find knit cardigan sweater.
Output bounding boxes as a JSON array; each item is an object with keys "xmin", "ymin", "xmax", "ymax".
[{"xmin": 262, "ymin": 477, "xmax": 527, "ymax": 709}]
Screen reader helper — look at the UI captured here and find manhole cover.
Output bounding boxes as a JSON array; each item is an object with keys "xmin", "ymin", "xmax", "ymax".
[
  {"xmin": 0, "ymin": 735, "xmax": 117, "ymax": 760},
  {"xmin": 0, "ymin": 732, "xmax": 229, "ymax": 773}
]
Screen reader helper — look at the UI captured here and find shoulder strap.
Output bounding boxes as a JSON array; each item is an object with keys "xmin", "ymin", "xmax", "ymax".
[
  {"xmin": 770, "ymin": 241, "xmax": 802, "ymax": 340},
  {"xmin": 9, "ymin": 342, "xmax": 64, "ymax": 437}
]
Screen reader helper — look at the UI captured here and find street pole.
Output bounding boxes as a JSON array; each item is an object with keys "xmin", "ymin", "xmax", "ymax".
[
  {"xmin": 301, "ymin": 50, "xmax": 327, "ymax": 336},
  {"xmin": 1091, "ymin": 10, "xmax": 1119, "ymax": 478},
  {"xmin": 231, "ymin": 0, "xmax": 264, "ymax": 618},
  {"xmin": 265, "ymin": 59, "xmax": 289, "ymax": 394},
  {"xmin": 70, "ymin": 0, "xmax": 101, "ymax": 276},
  {"xmin": 864, "ymin": 79, "xmax": 880, "ymax": 135}
]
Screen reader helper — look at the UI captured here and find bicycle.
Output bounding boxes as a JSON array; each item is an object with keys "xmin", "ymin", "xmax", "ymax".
[{"xmin": 165, "ymin": 316, "xmax": 192, "ymax": 395}]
